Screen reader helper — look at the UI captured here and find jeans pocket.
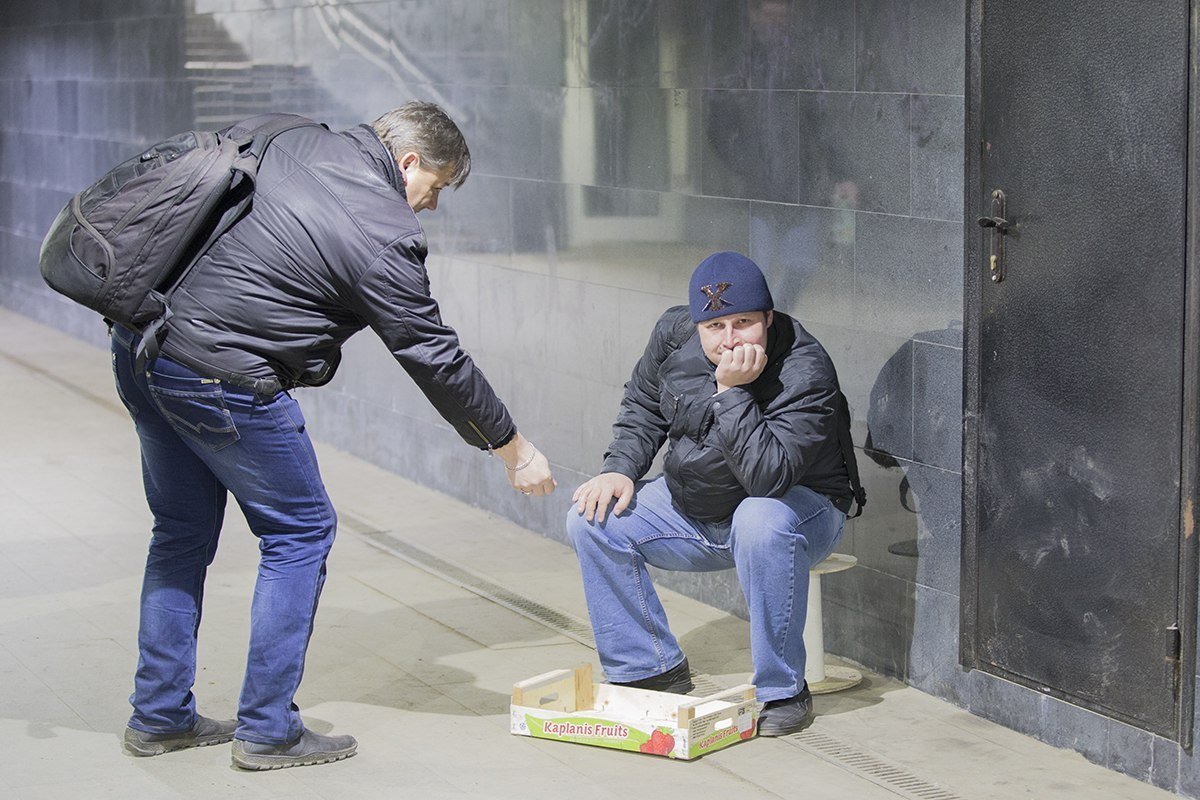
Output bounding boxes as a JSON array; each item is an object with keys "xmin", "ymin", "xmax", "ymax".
[{"xmin": 148, "ymin": 369, "xmax": 240, "ymax": 452}]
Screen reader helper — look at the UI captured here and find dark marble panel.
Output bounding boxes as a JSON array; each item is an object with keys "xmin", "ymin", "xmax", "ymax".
[
  {"xmin": 103, "ymin": 0, "xmax": 181, "ymax": 18},
  {"xmin": 4, "ymin": 81, "xmax": 32, "ymax": 133},
  {"xmin": 90, "ymin": 19, "xmax": 122, "ymax": 79},
  {"xmin": 241, "ymin": 8, "xmax": 296, "ymax": 71},
  {"xmin": 429, "ymin": 173, "xmax": 513, "ymax": 267},
  {"xmin": 579, "ymin": 0, "xmax": 661, "ymax": 88},
  {"xmin": 4, "ymin": 132, "xmax": 32, "ymax": 190},
  {"xmin": 54, "ymin": 81, "xmax": 81, "ymax": 136},
  {"xmin": 852, "ymin": 455, "xmax": 919, "ymax": 582},
  {"xmin": 587, "ymin": 87, "xmax": 672, "ymax": 191},
  {"xmin": 1104, "ymin": 720, "xmax": 1153, "ymax": 784},
  {"xmin": 1037, "ymin": 695, "xmax": 1110, "ymax": 769},
  {"xmin": 474, "ymin": 266, "xmax": 553, "ymax": 375},
  {"xmin": 1151, "ymin": 735, "xmax": 1181, "ymax": 792},
  {"xmin": 797, "ymin": 91, "xmax": 910, "ymax": 214},
  {"xmin": 911, "ymin": 94, "xmax": 964, "ymax": 222},
  {"xmin": 854, "ymin": 213, "xmax": 963, "ymax": 340},
  {"xmin": 907, "ymin": 461, "xmax": 961, "ymax": 595},
  {"xmin": 911, "ymin": 340, "xmax": 962, "ymax": 472},
  {"xmin": 388, "ymin": 0, "xmax": 509, "ymax": 86},
  {"xmin": 961, "ymin": 668, "xmax": 1046, "ymax": 740},
  {"xmin": 510, "ymin": 0, "xmax": 568, "ymax": 87},
  {"xmin": 26, "ymin": 81, "xmax": 57, "ymax": 134},
  {"xmin": 511, "ymin": 179, "xmax": 568, "ymax": 257},
  {"xmin": 117, "ymin": 18, "xmax": 157, "ymax": 78},
  {"xmin": 472, "ymin": 262, "xmax": 626, "ymax": 386},
  {"xmin": 677, "ymin": 193, "xmax": 752, "ymax": 267},
  {"xmin": 425, "ymin": 256, "xmax": 482, "ymax": 349},
  {"xmin": 133, "ymin": 80, "xmax": 194, "ymax": 142},
  {"xmin": 580, "ymin": 376, "xmax": 629, "ymax": 471},
  {"xmin": 657, "ymin": 0, "xmax": 750, "ymax": 90},
  {"xmin": 907, "ymin": 584, "xmax": 964, "ymax": 699},
  {"xmin": 749, "ymin": 200, "xmax": 854, "ymax": 327},
  {"xmin": 0, "ymin": 182, "xmax": 14, "ymax": 229},
  {"xmin": 856, "ymin": 0, "xmax": 965, "ymax": 95},
  {"xmin": 909, "ymin": 0, "xmax": 966, "ymax": 96},
  {"xmin": 824, "ymin": 566, "xmax": 914, "ymax": 679},
  {"xmin": 748, "ymin": 0, "xmax": 855, "ymax": 91},
  {"xmin": 531, "ymin": 186, "xmax": 749, "ymax": 296},
  {"xmin": 859, "ymin": 334, "xmax": 913, "ymax": 463},
  {"xmin": 699, "ymin": 89, "xmax": 798, "ymax": 203},
  {"xmin": 293, "ymin": 1, "xmax": 395, "ymax": 87},
  {"xmin": 35, "ymin": 23, "xmax": 84, "ymax": 81},
  {"xmin": 89, "ymin": 82, "xmax": 136, "ymax": 141},
  {"xmin": 452, "ymin": 84, "xmax": 565, "ymax": 183}
]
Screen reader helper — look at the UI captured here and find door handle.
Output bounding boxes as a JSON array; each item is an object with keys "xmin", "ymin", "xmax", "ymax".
[{"xmin": 977, "ymin": 189, "xmax": 1008, "ymax": 283}]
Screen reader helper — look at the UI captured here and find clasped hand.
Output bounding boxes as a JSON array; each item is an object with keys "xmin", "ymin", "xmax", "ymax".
[{"xmin": 715, "ymin": 343, "xmax": 767, "ymax": 393}]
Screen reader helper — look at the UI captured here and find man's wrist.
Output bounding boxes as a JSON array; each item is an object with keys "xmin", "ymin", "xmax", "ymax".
[{"xmin": 495, "ymin": 431, "xmax": 533, "ymax": 468}]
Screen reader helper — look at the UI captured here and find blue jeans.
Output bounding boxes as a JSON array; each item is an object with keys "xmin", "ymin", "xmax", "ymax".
[
  {"xmin": 566, "ymin": 476, "xmax": 844, "ymax": 703},
  {"xmin": 111, "ymin": 325, "xmax": 336, "ymax": 744}
]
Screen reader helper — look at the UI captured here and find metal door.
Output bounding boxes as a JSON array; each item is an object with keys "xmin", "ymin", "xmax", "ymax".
[{"xmin": 963, "ymin": 0, "xmax": 1199, "ymax": 743}]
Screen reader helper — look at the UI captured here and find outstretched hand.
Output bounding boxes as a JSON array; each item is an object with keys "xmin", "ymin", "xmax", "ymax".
[
  {"xmin": 506, "ymin": 447, "xmax": 555, "ymax": 496},
  {"xmin": 497, "ymin": 432, "xmax": 556, "ymax": 496},
  {"xmin": 572, "ymin": 472, "xmax": 635, "ymax": 523}
]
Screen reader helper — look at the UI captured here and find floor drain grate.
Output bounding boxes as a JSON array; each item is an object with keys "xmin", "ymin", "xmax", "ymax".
[
  {"xmin": 341, "ymin": 514, "xmax": 597, "ymax": 649},
  {"xmin": 791, "ymin": 730, "xmax": 965, "ymax": 800}
]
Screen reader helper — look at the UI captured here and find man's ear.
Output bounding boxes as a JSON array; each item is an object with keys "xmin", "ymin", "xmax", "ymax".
[
  {"xmin": 766, "ymin": 310, "xmax": 774, "ymax": 327},
  {"xmin": 399, "ymin": 151, "xmax": 420, "ymax": 172}
]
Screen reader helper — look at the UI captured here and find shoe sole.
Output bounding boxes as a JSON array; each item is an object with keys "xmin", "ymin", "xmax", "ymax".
[
  {"xmin": 231, "ymin": 746, "xmax": 357, "ymax": 770},
  {"xmin": 123, "ymin": 733, "xmax": 235, "ymax": 757}
]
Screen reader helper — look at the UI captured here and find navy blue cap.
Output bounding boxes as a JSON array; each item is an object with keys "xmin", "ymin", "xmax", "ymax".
[{"xmin": 688, "ymin": 251, "xmax": 774, "ymax": 323}]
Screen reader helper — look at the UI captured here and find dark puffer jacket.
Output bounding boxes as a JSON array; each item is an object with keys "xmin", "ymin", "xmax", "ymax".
[
  {"xmin": 602, "ymin": 306, "xmax": 853, "ymax": 522},
  {"xmin": 158, "ymin": 120, "xmax": 515, "ymax": 450}
]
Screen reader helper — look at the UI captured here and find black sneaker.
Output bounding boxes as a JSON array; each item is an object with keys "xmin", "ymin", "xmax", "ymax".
[
  {"xmin": 757, "ymin": 684, "xmax": 814, "ymax": 736},
  {"xmin": 123, "ymin": 715, "xmax": 236, "ymax": 756},
  {"xmin": 231, "ymin": 729, "xmax": 358, "ymax": 770},
  {"xmin": 610, "ymin": 657, "xmax": 694, "ymax": 695}
]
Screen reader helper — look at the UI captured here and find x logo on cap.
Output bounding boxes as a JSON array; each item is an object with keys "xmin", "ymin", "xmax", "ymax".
[{"xmin": 701, "ymin": 282, "xmax": 732, "ymax": 312}]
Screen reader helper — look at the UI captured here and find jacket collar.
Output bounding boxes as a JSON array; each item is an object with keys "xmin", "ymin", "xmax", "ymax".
[{"xmin": 343, "ymin": 124, "xmax": 405, "ymax": 195}]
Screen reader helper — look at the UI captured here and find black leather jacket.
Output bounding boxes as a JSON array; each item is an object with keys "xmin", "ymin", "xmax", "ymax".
[
  {"xmin": 603, "ymin": 306, "xmax": 853, "ymax": 522},
  {"xmin": 158, "ymin": 121, "xmax": 515, "ymax": 450}
]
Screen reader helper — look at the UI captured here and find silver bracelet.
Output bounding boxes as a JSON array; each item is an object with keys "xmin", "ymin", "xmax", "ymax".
[{"xmin": 505, "ymin": 451, "xmax": 536, "ymax": 471}]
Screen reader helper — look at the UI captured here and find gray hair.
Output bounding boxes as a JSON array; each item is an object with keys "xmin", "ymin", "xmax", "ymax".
[{"xmin": 370, "ymin": 101, "xmax": 471, "ymax": 189}]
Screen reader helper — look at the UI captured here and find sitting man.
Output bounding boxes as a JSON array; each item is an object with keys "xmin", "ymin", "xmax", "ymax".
[{"xmin": 567, "ymin": 251, "xmax": 863, "ymax": 736}]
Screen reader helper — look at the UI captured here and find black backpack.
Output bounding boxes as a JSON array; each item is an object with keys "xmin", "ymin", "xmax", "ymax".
[{"xmin": 38, "ymin": 113, "xmax": 319, "ymax": 355}]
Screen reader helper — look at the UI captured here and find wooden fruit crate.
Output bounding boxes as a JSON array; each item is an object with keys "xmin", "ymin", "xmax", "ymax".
[{"xmin": 510, "ymin": 663, "xmax": 757, "ymax": 760}]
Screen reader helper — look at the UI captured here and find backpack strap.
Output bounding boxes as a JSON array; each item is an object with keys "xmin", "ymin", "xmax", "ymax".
[
  {"xmin": 136, "ymin": 115, "xmax": 322, "ymax": 370},
  {"xmin": 837, "ymin": 391, "xmax": 868, "ymax": 518}
]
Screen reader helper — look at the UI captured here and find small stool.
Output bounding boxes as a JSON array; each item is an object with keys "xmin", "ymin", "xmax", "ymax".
[{"xmin": 803, "ymin": 552, "xmax": 863, "ymax": 694}]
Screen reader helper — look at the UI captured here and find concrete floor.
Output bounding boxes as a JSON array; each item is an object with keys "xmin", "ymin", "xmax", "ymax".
[{"xmin": 0, "ymin": 307, "xmax": 1178, "ymax": 799}]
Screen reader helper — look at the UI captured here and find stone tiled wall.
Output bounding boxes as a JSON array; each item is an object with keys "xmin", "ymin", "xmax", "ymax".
[{"xmin": 1, "ymin": 0, "xmax": 1189, "ymax": 794}]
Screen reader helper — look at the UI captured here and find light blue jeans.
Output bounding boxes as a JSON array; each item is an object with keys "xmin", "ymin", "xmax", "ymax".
[
  {"xmin": 566, "ymin": 476, "xmax": 844, "ymax": 703},
  {"xmin": 111, "ymin": 325, "xmax": 336, "ymax": 745}
]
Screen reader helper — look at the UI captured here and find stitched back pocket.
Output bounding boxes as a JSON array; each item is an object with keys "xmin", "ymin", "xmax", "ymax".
[{"xmin": 148, "ymin": 367, "xmax": 240, "ymax": 452}]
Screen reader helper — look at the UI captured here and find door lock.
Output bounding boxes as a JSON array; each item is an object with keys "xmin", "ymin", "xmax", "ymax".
[{"xmin": 977, "ymin": 189, "xmax": 1009, "ymax": 282}]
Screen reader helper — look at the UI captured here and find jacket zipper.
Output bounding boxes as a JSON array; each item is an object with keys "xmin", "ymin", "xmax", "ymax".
[{"xmin": 467, "ymin": 419, "xmax": 493, "ymax": 449}]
